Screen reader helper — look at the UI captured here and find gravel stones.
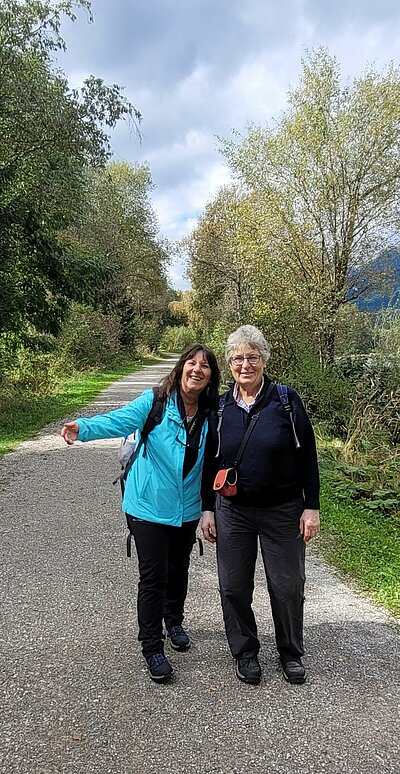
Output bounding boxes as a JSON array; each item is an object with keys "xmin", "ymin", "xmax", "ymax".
[{"xmin": 1, "ymin": 357, "xmax": 399, "ymax": 773}]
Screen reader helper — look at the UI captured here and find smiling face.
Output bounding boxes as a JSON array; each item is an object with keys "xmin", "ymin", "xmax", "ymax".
[
  {"xmin": 180, "ymin": 350, "xmax": 211, "ymax": 400},
  {"xmin": 229, "ymin": 345, "xmax": 265, "ymax": 395}
]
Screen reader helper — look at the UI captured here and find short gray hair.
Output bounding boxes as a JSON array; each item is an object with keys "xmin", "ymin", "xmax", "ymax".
[{"xmin": 225, "ymin": 325, "xmax": 270, "ymax": 364}]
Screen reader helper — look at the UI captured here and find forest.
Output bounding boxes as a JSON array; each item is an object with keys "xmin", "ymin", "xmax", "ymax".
[{"xmin": 0, "ymin": 3, "xmax": 399, "ymax": 612}]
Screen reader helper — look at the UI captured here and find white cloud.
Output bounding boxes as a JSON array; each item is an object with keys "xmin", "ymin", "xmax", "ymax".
[
  {"xmin": 153, "ymin": 159, "xmax": 232, "ymax": 240},
  {"xmin": 57, "ymin": 0, "xmax": 400, "ymax": 288}
]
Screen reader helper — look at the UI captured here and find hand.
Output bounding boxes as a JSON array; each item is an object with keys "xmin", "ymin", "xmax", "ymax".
[
  {"xmin": 61, "ymin": 421, "xmax": 80, "ymax": 445},
  {"xmin": 201, "ymin": 511, "xmax": 217, "ymax": 544},
  {"xmin": 300, "ymin": 509, "xmax": 320, "ymax": 543}
]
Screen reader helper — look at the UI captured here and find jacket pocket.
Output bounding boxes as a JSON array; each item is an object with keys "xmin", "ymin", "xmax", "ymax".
[{"xmin": 137, "ymin": 471, "xmax": 151, "ymax": 500}]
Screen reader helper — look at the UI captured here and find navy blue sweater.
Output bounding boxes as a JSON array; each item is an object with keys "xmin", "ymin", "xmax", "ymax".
[{"xmin": 201, "ymin": 379, "xmax": 320, "ymax": 510}]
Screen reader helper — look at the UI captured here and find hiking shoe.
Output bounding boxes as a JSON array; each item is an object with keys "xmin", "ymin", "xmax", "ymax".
[
  {"xmin": 167, "ymin": 624, "xmax": 191, "ymax": 651},
  {"xmin": 281, "ymin": 659, "xmax": 306, "ymax": 684},
  {"xmin": 146, "ymin": 652, "xmax": 173, "ymax": 682},
  {"xmin": 235, "ymin": 656, "xmax": 261, "ymax": 685}
]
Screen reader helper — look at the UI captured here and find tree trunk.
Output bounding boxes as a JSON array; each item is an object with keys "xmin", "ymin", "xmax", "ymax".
[{"xmin": 319, "ymin": 324, "xmax": 336, "ymax": 367}]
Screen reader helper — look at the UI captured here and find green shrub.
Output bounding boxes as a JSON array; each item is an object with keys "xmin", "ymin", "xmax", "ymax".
[
  {"xmin": 0, "ymin": 336, "xmax": 18, "ymax": 382},
  {"xmin": 319, "ymin": 467, "xmax": 400, "ymax": 616},
  {"xmin": 337, "ymin": 349, "xmax": 400, "ymax": 453},
  {"xmin": 320, "ymin": 447, "xmax": 399, "ymax": 523},
  {"xmin": 6, "ymin": 349, "xmax": 59, "ymax": 396},
  {"xmin": 206, "ymin": 321, "xmax": 233, "ymax": 361},
  {"xmin": 277, "ymin": 349, "xmax": 350, "ymax": 433},
  {"xmin": 159, "ymin": 325, "xmax": 199, "ymax": 353},
  {"xmin": 136, "ymin": 317, "xmax": 166, "ymax": 354},
  {"xmin": 57, "ymin": 304, "xmax": 122, "ymax": 370}
]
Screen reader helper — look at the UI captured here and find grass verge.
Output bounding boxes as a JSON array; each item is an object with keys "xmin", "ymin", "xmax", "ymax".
[
  {"xmin": 0, "ymin": 357, "xmax": 160, "ymax": 456},
  {"xmin": 318, "ymin": 462, "xmax": 400, "ymax": 618}
]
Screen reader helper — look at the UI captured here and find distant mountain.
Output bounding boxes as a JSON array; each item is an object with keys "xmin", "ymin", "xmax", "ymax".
[{"xmin": 353, "ymin": 249, "xmax": 400, "ymax": 312}]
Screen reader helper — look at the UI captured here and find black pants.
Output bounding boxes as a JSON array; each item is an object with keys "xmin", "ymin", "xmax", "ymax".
[
  {"xmin": 215, "ymin": 497, "xmax": 305, "ymax": 663},
  {"xmin": 130, "ymin": 517, "xmax": 199, "ymax": 659}
]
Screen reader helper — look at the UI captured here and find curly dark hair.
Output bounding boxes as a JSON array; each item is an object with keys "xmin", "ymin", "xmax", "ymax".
[{"xmin": 158, "ymin": 344, "xmax": 220, "ymax": 414}]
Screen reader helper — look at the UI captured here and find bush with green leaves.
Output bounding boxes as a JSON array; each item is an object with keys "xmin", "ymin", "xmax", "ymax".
[
  {"xmin": 277, "ymin": 349, "xmax": 351, "ymax": 433},
  {"xmin": 6, "ymin": 349, "xmax": 59, "ymax": 396},
  {"xmin": 337, "ymin": 310, "xmax": 400, "ymax": 454},
  {"xmin": 134, "ymin": 316, "xmax": 166, "ymax": 354},
  {"xmin": 58, "ymin": 304, "xmax": 122, "ymax": 370},
  {"xmin": 320, "ymin": 441, "xmax": 399, "ymax": 525},
  {"xmin": 0, "ymin": 335, "xmax": 19, "ymax": 383},
  {"xmin": 206, "ymin": 321, "xmax": 234, "ymax": 360},
  {"xmin": 159, "ymin": 325, "xmax": 199, "ymax": 353}
]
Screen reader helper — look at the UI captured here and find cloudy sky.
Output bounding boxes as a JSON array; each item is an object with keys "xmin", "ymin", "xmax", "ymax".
[{"xmin": 58, "ymin": 0, "xmax": 400, "ymax": 287}]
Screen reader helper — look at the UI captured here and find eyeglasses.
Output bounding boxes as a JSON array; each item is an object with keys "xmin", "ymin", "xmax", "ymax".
[
  {"xmin": 175, "ymin": 417, "xmax": 202, "ymax": 447},
  {"xmin": 230, "ymin": 354, "xmax": 261, "ymax": 366}
]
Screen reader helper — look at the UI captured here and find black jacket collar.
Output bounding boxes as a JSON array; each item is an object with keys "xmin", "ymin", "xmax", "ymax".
[{"xmin": 225, "ymin": 376, "xmax": 274, "ymax": 411}]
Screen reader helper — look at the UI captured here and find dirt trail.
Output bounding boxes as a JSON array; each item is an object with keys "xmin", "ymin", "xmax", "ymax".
[{"xmin": 1, "ymin": 356, "xmax": 398, "ymax": 773}]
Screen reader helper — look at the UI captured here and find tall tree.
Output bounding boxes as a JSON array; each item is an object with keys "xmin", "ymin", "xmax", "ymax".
[
  {"xmin": 187, "ymin": 186, "xmax": 259, "ymax": 336},
  {"xmin": 220, "ymin": 49, "xmax": 400, "ymax": 363},
  {"xmin": 0, "ymin": 0, "xmax": 140, "ymax": 340},
  {"xmin": 63, "ymin": 161, "xmax": 170, "ymax": 327}
]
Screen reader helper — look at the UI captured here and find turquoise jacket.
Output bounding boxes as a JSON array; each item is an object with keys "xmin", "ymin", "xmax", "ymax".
[{"xmin": 76, "ymin": 389, "xmax": 208, "ymax": 526}]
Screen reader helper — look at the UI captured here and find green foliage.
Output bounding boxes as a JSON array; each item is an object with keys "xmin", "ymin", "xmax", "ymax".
[
  {"xmin": 0, "ymin": 329, "xmax": 58, "ymax": 384},
  {"xmin": 320, "ymin": 450, "xmax": 399, "ymax": 521},
  {"xmin": 0, "ymin": 1, "xmax": 94, "ymax": 58},
  {"xmin": 57, "ymin": 304, "xmax": 122, "ymax": 369},
  {"xmin": 0, "ymin": 334, "xmax": 20, "ymax": 381},
  {"xmin": 219, "ymin": 48, "xmax": 400, "ymax": 365},
  {"xmin": 7, "ymin": 349, "xmax": 60, "ymax": 396},
  {"xmin": 187, "ymin": 187, "xmax": 256, "ymax": 336},
  {"xmin": 135, "ymin": 316, "xmax": 166, "ymax": 354},
  {"xmin": 159, "ymin": 325, "xmax": 199, "ymax": 353},
  {"xmin": 0, "ymin": 0, "xmax": 141, "ymax": 342},
  {"xmin": 63, "ymin": 162, "xmax": 170, "ymax": 320},
  {"xmin": 0, "ymin": 361, "xmax": 148, "ymax": 456},
  {"xmin": 0, "ymin": 208, "xmax": 71, "ymax": 337},
  {"xmin": 336, "ymin": 311, "xmax": 400, "ymax": 456},
  {"xmin": 319, "ymin": 462, "xmax": 399, "ymax": 616},
  {"xmin": 205, "ymin": 321, "xmax": 235, "ymax": 385},
  {"xmin": 277, "ymin": 349, "xmax": 351, "ymax": 433},
  {"xmin": 167, "ymin": 291, "xmax": 196, "ymax": 327},
  {"xmin": 335, "ymin": 306, "xmax": 375, "ymax": 356}
]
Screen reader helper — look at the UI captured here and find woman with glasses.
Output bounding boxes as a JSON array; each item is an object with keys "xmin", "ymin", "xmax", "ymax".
[
  {"xmin": 61, "ymin": 345, "xmax": 220, "ymax": 683},
  {"xmin": 201, "ymin": 325, "xmax": 320, "ymax": 686}
]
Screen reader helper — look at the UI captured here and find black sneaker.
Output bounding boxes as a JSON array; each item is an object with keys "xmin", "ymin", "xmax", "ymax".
[
  {"xmin": 281, "ymin": 659, "xmax": 306, "ymax": 684},
  {"xmin": 235, "ymin": 656, "xmax": 261, "ymax": 685},
  {"xmin": 167, "ymin": 624, "xmax": 191, "ymax": 651},
  {"xmin": 146, "ymin": 652, "xmax": 173, "ymax": 682}
]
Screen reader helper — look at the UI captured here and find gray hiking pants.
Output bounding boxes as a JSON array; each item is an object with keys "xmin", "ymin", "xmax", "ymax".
[{"xmin": 215, "ymin": 496, "xmax": 306, "ymax": 663}]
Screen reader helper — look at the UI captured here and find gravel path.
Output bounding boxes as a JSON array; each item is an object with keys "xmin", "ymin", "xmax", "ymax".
[{"xmin": 1, "ymin": 356, "xmax": 399, "ymax": 774}]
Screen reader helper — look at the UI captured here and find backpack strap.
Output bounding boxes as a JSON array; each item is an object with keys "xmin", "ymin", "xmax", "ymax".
[
  {"xmin": 123, "ymin": 387, "xmax": 165, "ymax": 480},
  {"xmin": 215, "ymin": 394, "xmax": 226, "ymax": 457},
  {"xmin": 113, "ymin": 388, "xmax": 165, "ymax": 493},
  {"xmin": 125, "ymin": 513, "xmax": 136, "ymax": 559},
  {"xmin": 140, "ymin": 387, "xmax": 166, "ymax": 453},
  {"xmin": 276, "ymin": 383, "xmax": 301, "ymax": 449},
  {"xmin": 122, "ymin": 389, "xmax": 166, "ymax": 558}
]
